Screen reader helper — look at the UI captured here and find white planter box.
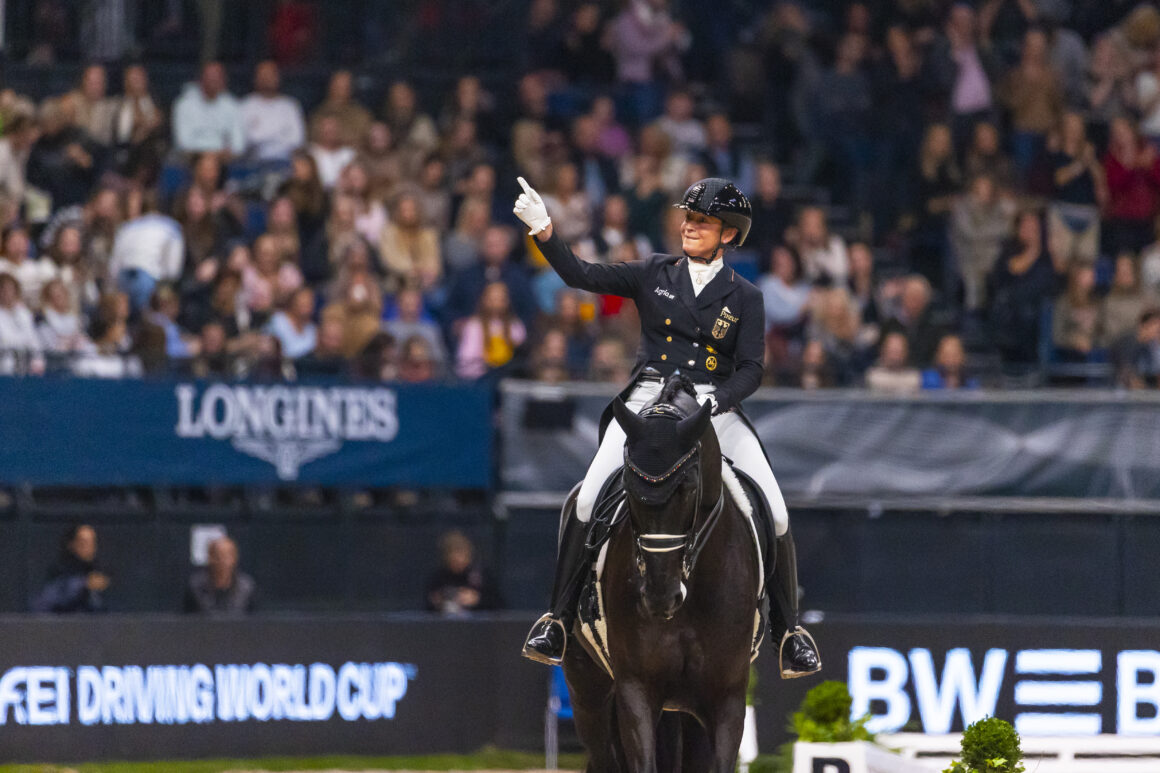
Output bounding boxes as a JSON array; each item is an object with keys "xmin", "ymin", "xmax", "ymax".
[{"xmin": 793, "ymin": 741, "xmax": 936, "ymax": 773}]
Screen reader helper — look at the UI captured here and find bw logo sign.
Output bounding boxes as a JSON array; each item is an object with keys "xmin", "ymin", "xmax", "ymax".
[{"xmin": 175, "ymin": 384, "xmax": 399, "ymax": 480}]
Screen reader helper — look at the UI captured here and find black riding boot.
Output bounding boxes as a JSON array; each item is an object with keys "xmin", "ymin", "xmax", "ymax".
[
  {"xmin": 771, "ymin": 528, "xmax": 821, "ymax": 679},
  {"xmin": 522, "ymin": 506, "xmax": 590, "ymax": 665}
]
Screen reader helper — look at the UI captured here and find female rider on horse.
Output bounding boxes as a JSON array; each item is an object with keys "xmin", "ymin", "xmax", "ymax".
[{"xmin": 515, "ymin": 176, "xmax": 820, "ymax": 679}]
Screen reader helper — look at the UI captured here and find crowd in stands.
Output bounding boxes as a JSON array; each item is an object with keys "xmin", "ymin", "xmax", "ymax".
[{"xmin": 2, "ymin": 0, "xmax": 1160, "ymax": 389}]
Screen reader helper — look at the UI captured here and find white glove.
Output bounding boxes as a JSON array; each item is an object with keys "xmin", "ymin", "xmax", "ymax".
[
  {"xmin": 696, "ymin": 392, "xmax": 719, "ymax": 414},
  {"xmin": 513, "ymin": 176, "xmax": 552, "ymax": 235}
]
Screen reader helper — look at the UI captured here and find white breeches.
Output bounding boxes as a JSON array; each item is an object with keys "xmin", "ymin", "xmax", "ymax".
[{"xmin": 576, "ymin": 382, "xmax": 790, "ymax": 536}]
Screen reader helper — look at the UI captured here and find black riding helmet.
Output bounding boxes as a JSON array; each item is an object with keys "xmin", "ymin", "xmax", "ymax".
[{"xmin": 674, "ymin": 177, "xmax": 753, "ymax": 247}]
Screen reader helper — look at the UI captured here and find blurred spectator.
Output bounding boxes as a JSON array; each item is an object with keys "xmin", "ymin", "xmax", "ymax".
[
  {"xmin": 415, "ymin": 155, "xmax": 452, "ymax": 232},
  {"xmin": 109, "ymin": 193, "xmax": 184, "ymax": 311},
  {"xmin": 590, "ymin": 95, "xmax": 632, "ymax": 159},
  {"xmin": 425, "ymin": 530, "xmax": 503, "ymax": 615},
  {"xmin": 73, "ymin": 313, "xmax": 142, "ymax": 377},
  {"xmin": 382, "ymin": 81, "xmax": 439, "ymax": 168},
  {"xmin": 443, "ymin": 197, "xmax": 492, "ymax": 274},
  {"xmin": 27, "ymin": 97, "xmax": 100, "ymax": 209},
  {"xmin": 570, "ymin": 114, "xmax": 619, "ymax": 212},
  {"xmin": 269, "ymin": 0, "xmax": 321, "ymax": 65},
  {"xmin": 807, "ymin": 286, "xmax": 867, "ymax": 385},
  {"xmin": 865, "ymin": 331, "xmax": 921, "ymax": 394},
  {"xmin": 323, "ymin": 267, "xmax": 383, "ymax": 358},
  {"xmin": 310, "ymin": 115, "xmax": 356, "ymax": 189},
  {"xmin": 31, "ymin": 525, "xmax": 109, "ymax": 614},
  {"xmin": 109, "ymin": 65, "xmax": 164, "ymax": 182},
  {"xmin": 310, "ymin": 70, "xmax": 373, "ymax": 147},
  {"xmin": 243, "ymin": 233, "xmax": 303, "ymax": 312},
  {"xmin": 280, "ymin": 150, "xmax": 328, "ymax": 245},
  {"xmin": 440, "ymin": 76, "xmax": 498, "ymax": 148},
  {"xmin": 67, "ymin": 64, "xmax": 116, "ymax": 147},
  {"xmin": 336, "ymin": 161, "xmax": 389, "ymax": 244},
  {"xmin": 1103, "ymin": 117, "xmax": 1160, "ymax": 255},
  {"xmin": 561, "ymin": 3, "xmax": 615, "ymax": 84},
  {"xmin": 0, "ymin": 115, "xmax": 38, "ymax": 211},
  {"xmin": 190, "ymin": 319, "xmax": 230, "ymax": 377},
  {"xmin": 654, "ymin": 90, "xmax": 705, "ymax": 161},
  {"xmin": 455, "ymin": 281, "xmax": 527, "ymax": 379},
  {"xmin": 384, "ymin": 286, "xmax": 447, "ymax": 368},
  {"xmin": 0, "ymin": 225, "xmax": 57, "ymax": 308},
  {"xmin": 1053, "ymin": 263, "xmax": 1106, "ymax": 361},
  {"xmin": 817, "ymin": 32, "xmax": 874, "ymax": 215},
  {"xmin": 398, "ymin": 334, "xmax": 440, "ymax": 382},
  {"xmin": 951, "ymin": 174, "xmax": 1016, "ymax": 311},
  {"xmin": 760, "ymin": 244, "xmax": 810, "ymax": 330},
  {"xmin": 1112, "ymin": 308, "xmax": 1160, "ymax": 388},
  {"xmin": 297, "ymin": 312, "xmax": 348, "ymax": 377},
  {"xmin": 964, "ymin": 121, "xmax": 1015, "ymax": 191},
  {"xmin": 701, "ymin": 113, "xmax": 755, "ymax": 197},
  {"xmin": 923, "ymin": 334, "xmax": 980, "ymax": 389},
  {"xmin": 444, "ymin": 225, "xmax": 535, "ymax": 329},
  {"xmin": 541, "ymin": 163, "xmax": 593, "ymax": 244},
  {"xmin": 172, "ymin": 61, "xmax": 244, "ymax": 157},
  {"xmin": 929, "ymin": 4, "xmax": 997, "ymax": 149},
  {"xmin": 747, "ymin": 162, "xmax": 792, "ymax": 265},
  {"xmin": 987, "ymin": 209, "xmax": 1065, "ymax": 366},
  {"xmin": 266, "ymin": 286, "xmax": 316, "ymax": 358},
  {"xmin": 998, "ymin": 28, "xmax": 1065, "ymax": 182},
  {"xmin": 912, "ymin": 123, "xmax": 961, "ymax": 291},
  {"xmin": 440, "ymin": 119, "xmax": 487, "ymax": 193},
  {"xmin": 241, "ymin": 60, "xmax": 306, "ymax": 164},
  {"xmin": 1104, "ymin": 253, "xmax": 1151, "ymax": 342},
  {"xmin": 380, "ymin": 193, "xmax": 442, "ymax": 290},
  {"xmin": 1137, "ymin": 46, "xmax": 1160, "ymax": 144},
  {"xmin": 145, "ymin": 284, "xmax": 195, "ymax": 359},
  {"xmin": 1087, "ymin": 33, "xmax": 1138, "ymax": 131},
  {"xmin": 184, "ymin": 536, "xmax": 257, "ymax": 615},
  {"xmin": 799, "ymin": 339, "xmax": 835, "ymax": 389},
  {"xmin": 531, "ymin": 327, "xmax": 571, "ymax": 382},
  {"xmin": 37, "ymin": 277, "xmax": 89, "ymax": 354},
  {"xmin": 794, "ymin": 206, "xmax": 849, "ymax": 284},
  {"xmin": 0, "ymin": 273, "xmax": 45, "ymax": 374},
  {"xmin": 882, "ymin": 275, "xmax": 945, "ymax": 367},
  {"xmin": 608, "ymin": 0, "xmax": 688, "ymax": 86},
  {"xmin": 1046, "ymin": 112, "xmax": 1105, "ymax": 266},
  {"xmin": 589, "ymin": 334, "xmax": 632, "ymax": 382}
]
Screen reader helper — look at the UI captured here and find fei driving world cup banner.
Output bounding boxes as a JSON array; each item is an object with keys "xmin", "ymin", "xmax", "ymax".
[{"xmin": 0, "ymin": 378, "xmax": 492, "ymax": 487}]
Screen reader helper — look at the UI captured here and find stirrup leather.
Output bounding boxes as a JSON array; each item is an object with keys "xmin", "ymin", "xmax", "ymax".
[
  {"xmin": 778, "ymin": 626, "xmax": 822, "ymax": 679},
  {"xmin": 521, "ymin": 613, "xmax": 568, "ymax": 666}
]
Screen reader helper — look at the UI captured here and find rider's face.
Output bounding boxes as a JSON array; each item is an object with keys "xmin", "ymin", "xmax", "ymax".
[{"xmin": 680, "ymin": 212, "xmax": 726, "ymax": 260}]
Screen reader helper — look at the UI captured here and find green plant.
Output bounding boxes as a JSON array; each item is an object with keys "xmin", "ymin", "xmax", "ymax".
[
  {"xmin": 791, "ymin": 681, "xmax": 875, "ymax": 742},
  {"xmin": 942, "ymin": 717, "xmax": 1025, "ymax": 773}
]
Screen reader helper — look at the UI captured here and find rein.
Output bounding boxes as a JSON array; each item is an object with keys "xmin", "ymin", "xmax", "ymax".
[{"xmin": 623, "ymin": 406, "xmax": 726, "ymax": 580}]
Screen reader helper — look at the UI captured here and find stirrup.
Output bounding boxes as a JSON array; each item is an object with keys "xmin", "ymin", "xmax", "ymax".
[
  {"xmin": 521, "ymin": 613, "xmax": 568, "ymax": 666},
  {"xmin": 778, "ymin": 626, "xmax": 822, "ymax": 680}
]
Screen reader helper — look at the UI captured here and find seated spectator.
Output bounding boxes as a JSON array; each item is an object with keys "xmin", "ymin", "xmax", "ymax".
[
  {"xmin": 302, "ymin": 193, "xmax": 368, "ymax": 286},
  {"xmin": 793, "ymin": 206, "xmax": 849, "ymax": 284},
  {"xmin": 1052, "ymin": 264, "xmax": 1106, "ymax": 361},
  {"xmin": 278, "ymin": 150, "xmax": 328, "ymax": 245},
  {"xmin": 172, "ymin": 61, "xmax": 244, "ymax": 157},
  {"xmin": 443, "ymin": 197, "xmax": 492, "ymax": 274},
  {"xmin": 241, "ymin": 59, "xmax": 306, "ymax": 164},
  {"xmin": 189, "ymin": 320, "xmax": 230, "ymax": 378},
  {"xmin": 381, "ymin": 80, "xmax": 439, "ymax": 172},
  {"xmin": 570, "ymin": 114, "xmax": 619, "ymax": 213},
  {"xmin": 590, "ymin": 95, "xmax": 631, "ymax": 160},
  {"xmin": 310, "ymin": 69, "xmax": 373, "ymax": 147},
  {"xmin": 323, "ymin": 267, "xmax": 383, "ymax": 358},
  {"xmin": 997, "ymin": 28, "xmax": 1064, "ymax": 182},
  {"xmin": 1104, "ymin": 254, "xmax": 1152, "ymax": 343},
  {"xmin": 444, "ymin": 225, "xmax": 535, "ymax": 330},
  {"xmin": 73, "ymin": 315, "xmax": 142, "ymax": 378},
  {"xmin": 541, "ymin": 162, "xmax": 593, "ymax": 244},
  {"xmin": 865, "ymin": 331, "xmax": 921, "ymax": 394},
  {"xmin": 398, "ymin": 335, "xmax": 441, "ymax": 382},
  {"xmin": 589, "ymin": 334, "xmax": 632, "ymax": 383},
  {"xmin": 184, "ymin": 536, "xmax": 257, "ymax": 615},
  {"xmin": 439, "ymin": 75, "xmax": 498, "ymax": 146},
  {"xmin": 799, "ymin": 339, "xmax": 835, "ymax": 390},
  {"xmin": 384, "ymin": 286, "xmax": 447, "ymax": 367},
  {"xmin": 380, "ymin": 193, "xmax": 442, "ymax": 290},
  {"xmin": 1103, "ymin": 117, "xmax": 1160, "ymax": 256},
  {"xmin": 414, "ymin": 155, "xmax": 452, "ymax": 232},
  {"xmin": 46, "ymin": 223, "xmax": 97, "ymax": 312},
  {"xmin": 1136, "ymin": 45, "xmax": 1160, "ymax": 145},
  {"xmin": 0, "ymin": 225, "xmax": 57, "ymax": 308},
  {"xmin": 760, "ymin": 244, "xmax": 811, "ymax": 331},
  {"xmin": 31, "ymin": 524, "xmax": 109, "ymax": 613},
  {"xmin": 358, "ymin": 121, "xmax": 404, "ymax": 198},
  {"xmin": 266, "ymin": 286, "xmax": 316, "ymax": 358},
  {"xmin": 747, "ymin": 162, "xmax": 792, "ymax": 266},
  {"xmin": 336, "ymin": 161, "xmax": 389, "ymax": 245},
  {"xmin": 68, "ymin": 63, "xmax": 116, "ymax": 147},
  {"xmin": 27, "ymin": 97, "xmax": 100, "ymax": 210},
  {"xmin": 700, "ymin": 113, "xmax": 755, "ymax": 198},
  {"xmin": 911, "ymin": 123, "xmax": 961, "ymax": 290},
  {"xmin": 0, "ymin": 114, "xmax": 37, "ymax": 212},
  {"xmin": 987, "ymin": 209, "xmax": 1065, "ymax": 366},
  {"xmin": 108, "ymin": 194, "xmax": 184, "ymax": 311},
  {"xmin": 455, "ymin": 281, "xmax": 527, "ymax": 379},
  {"xmin": 425, "ymin": 530, "xmax": 503, "ymax": 615},
  {"xmin": 846, "ymin": 242, "xmax": 882, "ymax": 333},
  {"xmin": 951, "ymin": 174, "xmax": 1015, "ymax": 312},
  {"xmin": 653, "ymin": 90, "xmax": 704, "ymax": 161},
  {"xmin": 807, "ymin": 287, "xmax": 868, "ymax": 386},
  {"xmin": 1111, "ymin": 308, "xmax": 1160, "ymax": 389},
  {"xmin": 145, "ymin": 284, "xmax": 195, "ymax": 359},
  {"xmin": 881, "ymin": 275, "xmax": 944, "ymax": 367},
  {"xmin": 37, "ymin": 278, "xmax": 89, "ymax": 354},
  {"xmin": 963, "ymin": 122, "xmax": 1015, "ymax": 193},
  {"xmin": 923, "ymin": 334, "xmax": 979, "ymax": 389},
  {"xmin": 1046, "ymin": 112, "xmax": 1105, "ymax": 267},
  {"xmin": 310, "ymin": 115, "xmax": 356, "ymax": 190},
  {"xmin": 531, "ymin": 327, "xmax": 571, "ymax": 382},
  {"xmin": 109, "ymin": 64, "xmax": 164, "ymax": 180},
  {"xmin": 0, "ymin": 273, "xmax": 45, "ymax": 374},
  {"xmin": 549, "ymin": 289, "xmax": 597, "ymax": 375},
  {"xmin": 440, "ymin": 118, "xmax": 487, "ymax": 193},
  {"xmin": 1086, "ymin": 33, "xmax": 1136, "ymax": 135},
  {"xmin": 591, "ymin": 194, "xmax": 651, "ymax": 261},
  {"xmin": 243, "ymin": 233, "xmax": 304, "ymax": 312},
  {"xmin": 297, "ymin": 312, "xmax": 348, "ymax": 377}
]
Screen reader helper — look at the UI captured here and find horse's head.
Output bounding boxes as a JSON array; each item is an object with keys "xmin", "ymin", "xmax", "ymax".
[{"xmin": 613, "ymin": 374, "xmax": 721, "ymax": 620}]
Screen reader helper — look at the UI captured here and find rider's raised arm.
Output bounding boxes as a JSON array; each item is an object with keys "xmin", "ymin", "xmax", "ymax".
[
  {"xmin": 535, "ymin": 228, "xmax": 644, "ymax": 298},
  {"xmin": 710, "ymin": 284, "xmax": 764, "ymax": 413}
]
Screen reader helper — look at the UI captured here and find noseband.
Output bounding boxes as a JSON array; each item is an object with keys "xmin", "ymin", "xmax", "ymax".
[{"xmin": 623, "ymin": 403, "xmax": 725, "ymax": 581}]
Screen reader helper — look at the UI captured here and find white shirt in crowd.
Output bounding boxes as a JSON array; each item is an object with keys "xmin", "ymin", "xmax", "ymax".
[
  {"xmin": 172, "ymin": 83, "xmax": 245, "ymax": 154},
  {"xmin": 241, "ymin": 92, "xmax": 306, "ymax": 162},
  {"xmin": 0, "ymin": 301, "xmax": 43, "ymax": 374},
  {"xmin": 0, "ymin": 258, "xmax": 58, "ymax": 308},
  {"xmin": 0, "ymin": 137, "xmax": 29, "ymax": 205},
  {"xmin": 801, "ymin": 236, "xmax": 850, "ymax": 285},
  {"xmin": 38, "ymin": 307, "xmax": 89, "ymax": 353},
  {"xmin": 108, "ymin": 214, "xmax": 185, "ymax": 281},
  {"xmin": 1137, "ymin": 70, "xmax": 1160, "ymax": 138},
  {"xmin": 310, "ymin": 144, "xmax": 357, "ymax": 189},
  {"xmin": 688, "ymin": 256, "xmax": 724, "ymax": 296}
]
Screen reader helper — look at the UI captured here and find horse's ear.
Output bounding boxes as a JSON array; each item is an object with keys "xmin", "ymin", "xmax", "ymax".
[
  {"xmin": 676, "ymin": 399, "xmax": 713, "ymax": 448},
  {"xmin": 612, "ymin": 396, "xmax": 638, "ymax": 439}
]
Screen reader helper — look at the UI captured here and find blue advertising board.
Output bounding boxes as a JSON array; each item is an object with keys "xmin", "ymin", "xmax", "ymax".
[{"xmin": 0, "ymin": 379, "xmax": 493, "ymax": 487}]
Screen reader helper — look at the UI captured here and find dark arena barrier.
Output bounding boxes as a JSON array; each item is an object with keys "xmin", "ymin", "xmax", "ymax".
[{"xmin": 4, "ymin": 614, "xmax": 1160, "ymax": 762}]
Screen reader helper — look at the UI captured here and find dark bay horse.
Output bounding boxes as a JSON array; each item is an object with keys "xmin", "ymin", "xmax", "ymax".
[{"xmin": 563, "ymin": 375, "xmax": 762, "ymax": 773}]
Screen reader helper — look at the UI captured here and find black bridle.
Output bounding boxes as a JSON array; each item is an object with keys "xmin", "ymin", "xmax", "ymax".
[{"xmin": 623, "ymin": 404, "xmax": 725, "ymax": 581}]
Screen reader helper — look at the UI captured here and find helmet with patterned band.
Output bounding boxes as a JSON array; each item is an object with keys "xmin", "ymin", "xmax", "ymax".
[{"xmin": 674, "ymin": 178, "xmax": 753, "ymax": 247}]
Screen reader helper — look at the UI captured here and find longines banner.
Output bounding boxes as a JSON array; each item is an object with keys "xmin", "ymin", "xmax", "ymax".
[
  {"xmin": 0, "ymin": 378, "xmax": 492, "ymax": 487},
  {"xmin": 500, "ymin": 382, "xmax": 1160, "ymax": 500},
  {"xmin": 3, "ymin": 615, "xmax": 1160, "ymax": 762}
]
